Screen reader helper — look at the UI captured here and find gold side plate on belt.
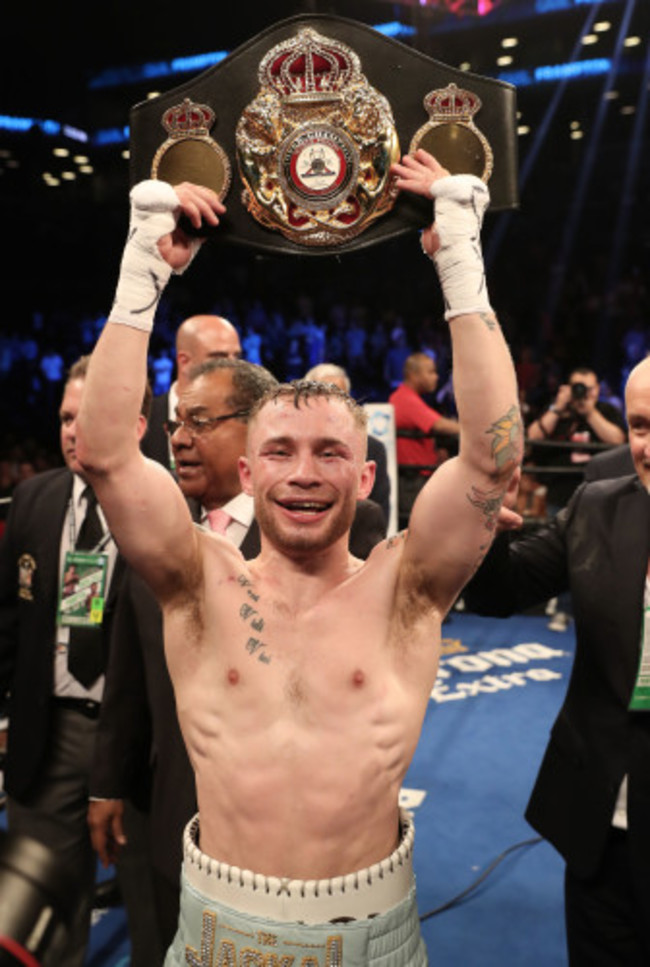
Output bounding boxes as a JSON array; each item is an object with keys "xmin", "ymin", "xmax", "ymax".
[
  {"xmin": 152, "ymin": 98, "xmax": 232, "ymax": 201},
  {"xmin": 409, "ymin": 83, "xmax": 493, "ymax": 183}
]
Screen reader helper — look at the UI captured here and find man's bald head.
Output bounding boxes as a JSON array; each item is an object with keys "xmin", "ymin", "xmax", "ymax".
[
  {"xmin": 175, "ymin": 315, "xmax": 242, "ymax": 392},
  {"xmin": 625, "ymin": 355, "xmax": 650, "ymax": 490},
  {"xmin": 625, "ymin": 356, "xmax": 650, "ymax": 402}
]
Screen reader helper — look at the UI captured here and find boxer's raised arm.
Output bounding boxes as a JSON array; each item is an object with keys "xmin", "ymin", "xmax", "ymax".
[
  {"xmin": 76, "ymin": 181, "xmax": 225, "ymax": 598},
  {"xmin": 391, "ymin": 151, "xmax": 523, "ymax": 616}
]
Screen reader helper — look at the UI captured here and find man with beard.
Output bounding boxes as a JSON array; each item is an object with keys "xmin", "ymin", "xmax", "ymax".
[{"xmin": 77, "ymin": 149, "xmax": 521, "ymax": 965}]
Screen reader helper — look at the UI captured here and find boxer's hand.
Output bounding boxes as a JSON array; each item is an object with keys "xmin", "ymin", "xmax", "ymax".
[
  {"xmin": 391, "ymin": 150, "xmax": 449, "ymax": 258},
  {"xmin": 392, "ymin": 149, "xmax": 492, "ymax": 320},
  {"xmin": 157, "ymin": 182, "xmax": 225, "ymax": 272},
  {"xmin": 391, "ymin": 149, "xmax": 450, "ymax": 199},
  {"xmin": 110, "ymin": 180, "xmax": 225, "ymax": 331}
]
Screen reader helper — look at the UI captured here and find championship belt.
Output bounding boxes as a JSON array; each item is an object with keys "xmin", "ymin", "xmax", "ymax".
[
  {"xmin": 129, "ymin": 14, "xmax": 519, "ymax": 256},
  {"xmin": 235, "ymin": 28, "xmax": 400, "ymax": 247}
]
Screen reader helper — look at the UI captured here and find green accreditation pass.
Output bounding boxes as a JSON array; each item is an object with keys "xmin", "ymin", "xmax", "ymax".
[
  {"xmin": 629, "ymin": 606, "xmax": 650, "ymax": 711},
  {"xmin": 57, "ymin": 551, "xmax": 108, "ymax": 628}
]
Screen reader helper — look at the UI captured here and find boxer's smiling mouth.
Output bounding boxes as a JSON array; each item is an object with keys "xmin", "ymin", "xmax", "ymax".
[{"xmin": 277, "ymin": 499, "xmax": 332, "ymax": 514}]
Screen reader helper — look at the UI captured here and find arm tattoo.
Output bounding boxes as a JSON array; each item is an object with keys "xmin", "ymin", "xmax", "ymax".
[
  {"xmin": 479, "ymin": 312, "xmax": 497, "ymax": 331},
  {"xmin": 466, "ymin": 407, "xmax": 521, "ymax": 530},
  {"xmin": 466, "ymin": 484, "xmax": 505, "ymax": 532},
  {"xmin": 486, "ymin": 405, "xmax": 522, "ymax": 472}
]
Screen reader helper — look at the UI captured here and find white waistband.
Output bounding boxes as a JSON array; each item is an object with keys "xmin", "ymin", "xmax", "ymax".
[{"xmin": 182, "ymin": 810, "xmax": 416, "ymax": 924}]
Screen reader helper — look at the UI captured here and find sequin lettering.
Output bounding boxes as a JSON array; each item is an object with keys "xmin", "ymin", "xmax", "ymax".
[{"xmin": 186, "ymin": 914, "xmax": 343, "ymax": 965}]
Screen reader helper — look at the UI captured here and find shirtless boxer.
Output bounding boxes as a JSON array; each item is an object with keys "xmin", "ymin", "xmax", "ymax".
[{"xmin": 77, "ymin": 150, "xmax": 522, "ymax": 966}]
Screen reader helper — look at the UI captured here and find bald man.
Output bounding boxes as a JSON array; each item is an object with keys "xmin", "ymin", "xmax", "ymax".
[
  {"xmin": 142, "ymin": 314, "xmax": 242, "ymax": 469},
  {"xmin": 463, "ymin": 356, "xmax": 650, "ymax": 965}
]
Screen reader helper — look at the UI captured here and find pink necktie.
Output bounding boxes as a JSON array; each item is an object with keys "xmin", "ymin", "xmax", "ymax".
[{"xmin": 207, "ymin": 508, "xmax": 232, "ymax": 535}]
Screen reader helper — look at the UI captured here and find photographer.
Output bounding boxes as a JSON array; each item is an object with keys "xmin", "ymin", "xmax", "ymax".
[{"xmin": 528, "ymin": 366, "xmax": 626, "ymax": 511}]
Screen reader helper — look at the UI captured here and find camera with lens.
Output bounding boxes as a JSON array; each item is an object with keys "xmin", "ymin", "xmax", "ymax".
[
  {"xmin": 571, "ymin": 382, "xmax": 588, "ymax": 401},
  {"xmin": 0, "ymin": 830, "xmax": 76, "ymax": 965}
]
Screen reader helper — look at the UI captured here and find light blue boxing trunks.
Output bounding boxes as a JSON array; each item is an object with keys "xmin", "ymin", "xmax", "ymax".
[{"xmin": 164, "ymin": 810, "xmax": 428, "ymax": 966}]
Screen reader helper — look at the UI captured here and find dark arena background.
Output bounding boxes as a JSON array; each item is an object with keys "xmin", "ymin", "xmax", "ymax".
[{"xmin": 1, "ymin": 1, "xmax": 649, "ymax": 964}]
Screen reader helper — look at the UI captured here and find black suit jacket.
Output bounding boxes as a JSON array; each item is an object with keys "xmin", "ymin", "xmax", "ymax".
[
  {"xmin": 463, "ymin": 475, "xmax": 650, "ymax": 879},
  {"xmin": 89, "ymin": 500, "xmax": 386, "ymax": 885},
  {"xmin": 366, "ymin": 435, "xmax": 390, "ymax": 526},
  {"xmin": 141, "ymin": 393, "xmax": 171, "ymax": 468},
  {"xmin": 584, "ymin": 443, "xmax": 634, "ymax": 481},
  {"xmin": 0, "ymin": 468, "xmax": 123, "ymax": 801}
]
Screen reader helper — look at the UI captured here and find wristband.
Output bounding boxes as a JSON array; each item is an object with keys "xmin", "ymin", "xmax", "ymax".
[
  {"xmin": 110, "ymin": 180, "xmax": 200, "ymax": 332},
  {"xmin": 427, "ymin": 175, "xmax": 493, "ymax": 321}
]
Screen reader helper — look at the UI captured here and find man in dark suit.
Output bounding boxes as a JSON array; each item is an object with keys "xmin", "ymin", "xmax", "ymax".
[
  {"xmin": 142, "ymin": 313, "xmax": 242, "ymax": 469},
  {"xmin": 463, "ymin": 356, "xmax": 650, "ymax": 965},
  {"xmin": 88, "ymin": 358, "xmax": 386, "ymax": 956},
  {"xmin": 583, "ymin": 442, "xmax": 634, "ymax": 481},
  {"xmin": 0, "ymin": 356, "xmax": 150, "ymax": 967}
]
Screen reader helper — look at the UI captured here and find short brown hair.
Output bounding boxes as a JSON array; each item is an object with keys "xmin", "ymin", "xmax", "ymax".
[{"xmin": 249, "ymin": 379, "xmax": 368, "ymax": 433}]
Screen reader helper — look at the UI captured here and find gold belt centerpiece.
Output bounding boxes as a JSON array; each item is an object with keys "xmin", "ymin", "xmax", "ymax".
[{"xmin": 236, "ymin": 27, "xmax": 400, "ymax": 247}]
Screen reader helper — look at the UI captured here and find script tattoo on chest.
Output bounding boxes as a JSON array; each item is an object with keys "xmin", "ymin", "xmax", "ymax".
[{"xmin": 237, "ymin": 574, "xmax": 271, "ymax": 664}]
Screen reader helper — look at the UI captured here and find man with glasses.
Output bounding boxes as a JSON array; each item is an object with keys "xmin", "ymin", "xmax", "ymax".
[{"xmin": 77, "ymin": 154, "xmax": 521, "ymax": 965}]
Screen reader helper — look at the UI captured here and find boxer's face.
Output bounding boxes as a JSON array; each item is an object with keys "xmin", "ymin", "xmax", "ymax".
[
  {"xmin": 59, "ymin": 378, "xmax": 86, "ymax": 478},
  {"xmin": 240, "ymin": 396, "xmax": 374, "ymax": 556}
]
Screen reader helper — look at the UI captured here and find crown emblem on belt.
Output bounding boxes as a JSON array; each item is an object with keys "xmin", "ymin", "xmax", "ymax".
[
  {"xmin": 257, "ymin": 27, "xmax": 361, "ymax": 104},
  {"xmin": 161, "ymin": 98, "xmax": 216, "ymax": 137},
  {"xmin": 236, "ymin": 26, "xmax": 400, "ymax": 247},
  {"xmin": 423, "ymin": 83, "xmax": 482, "ymax": 122}
]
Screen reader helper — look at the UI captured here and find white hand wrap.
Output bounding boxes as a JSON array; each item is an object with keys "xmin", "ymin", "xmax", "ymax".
[
  {"xmin": 427, "ymin": 174, "xmax": 493, "ymax": 322},
  {"xmin": 110, "ymin": 180, "xmax": 199, "ymax": 332}
]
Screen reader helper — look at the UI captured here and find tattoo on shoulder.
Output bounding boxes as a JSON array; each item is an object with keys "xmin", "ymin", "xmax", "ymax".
[
  {"xmin": 386, "ymin": 530, "xmax": 408, "ymax": 550},
  {"xmin": 487, "ymin": 404, "xmax": 523, "ymax": 473}
]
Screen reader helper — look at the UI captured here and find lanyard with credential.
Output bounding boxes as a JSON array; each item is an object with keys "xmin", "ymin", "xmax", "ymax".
[
  {"xmin": 58, "ymin": 497, "xmax": 111, "ymax": 628},
  {"xmin": 66, "ymin": 496, "xmax": 112, "ymax": 555}
]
